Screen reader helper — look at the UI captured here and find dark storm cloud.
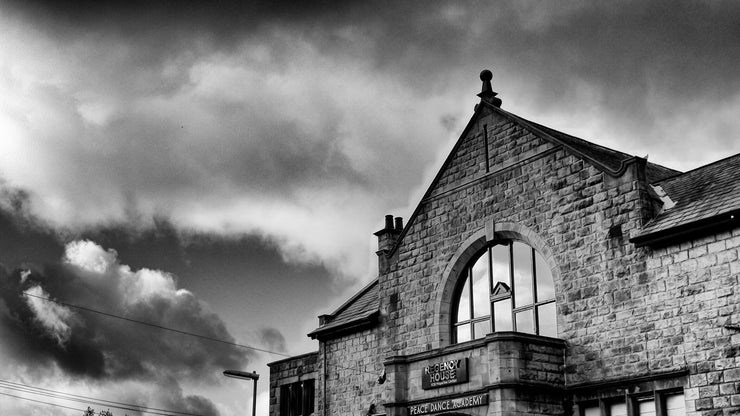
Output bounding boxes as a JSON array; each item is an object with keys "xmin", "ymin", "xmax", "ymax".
[
  {"xmin": 0, "ymin": 185, "xmax": 64, "ymax": 267},
  {"xmin": 258, "ymin": 327, "xmax": 286, "ymax": 353},
  {"xmin": 6, "ymin": 0, "xmax": 739, "ymax": 100},
  {"xmin": 0, "ymin": 236, "xmax": 252, "ymax": 383}
]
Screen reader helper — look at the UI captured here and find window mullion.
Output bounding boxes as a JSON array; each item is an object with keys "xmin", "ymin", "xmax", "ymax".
[
  {"xmin": 488, "ymin": 247, "xmax": 494, "ymax": 331},
  {"xmin": 468, "ymin": 271, "xmax": 474, "ymax": 338},
  {"xmin": 508, "ymin": 243, "xmax": 516, "ymax": 331}
]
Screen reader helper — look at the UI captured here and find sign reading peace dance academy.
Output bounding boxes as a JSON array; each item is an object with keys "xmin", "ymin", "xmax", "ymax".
[
  {"xmin": 421, "ymin": 358, "xmax": 469, "ymax": 389},
  {"xmin": 408, "ymin": 393, "xmax": 488, "ymax": 415}
]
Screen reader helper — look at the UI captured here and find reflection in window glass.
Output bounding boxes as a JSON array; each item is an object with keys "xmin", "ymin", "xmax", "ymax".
[
  {"xmin": 535, "ymin": 251, "xmax": 555, "ymax": 301},
  {"xmin": 638, "ymin": 399, "xmax": 656, "ymax": 416},
  {"xmin": 493, "ymin": 299, "xmax": 512, "ymax": 331},
  {"xmin": 515, "ymin": 309, "xmax": 534, "ymax": 334},
  {"xmin": 610, "ymin": 403, "xmax": 627, "ymax": 416},
  {"xmin": 472, "ymin": 254, "xmax": 489, "ymax": 318},
  {"xmin": 537, "ymin": 302, "xmax": 557, "ymax": 337},
  {"xmin": 583, "ymin": 406, "xmax": 600, "ymax": 416},
  {"xmin": 457, "ymin": 277, "xmax": 470, "ymax": 321},
  {"xmin": 492, "ymin": 244, "xmax": 510, "ymax": 286},
  {"xmin": 513, "ymin": 242, "xmax": 533, "ymax": 307},
  {"xmin": 456, "ymin": 325, "xmax": 471, "ymax": 343},
  {"xmin": 665, "ymin": 394, "xmax": 685, "ymax": 416},
  {"xmin": 473, "ymin": 320, "xmax": 490, "ymax": 338}
]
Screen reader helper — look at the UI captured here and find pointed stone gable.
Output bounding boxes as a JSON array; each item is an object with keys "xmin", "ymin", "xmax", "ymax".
[{"xmin": 427, "ymin": 106, "xmax": 556, "ymax": 199}]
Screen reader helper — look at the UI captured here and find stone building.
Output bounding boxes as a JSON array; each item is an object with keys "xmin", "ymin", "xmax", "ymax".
[{"xmin": 268, "ymin": 70, "xmax": 740, "ymax": 416}]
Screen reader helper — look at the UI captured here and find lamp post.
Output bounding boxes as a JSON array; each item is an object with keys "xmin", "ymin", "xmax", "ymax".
[{"xmin": 223, "ymin": 370, "xmax": 259, "ymax": 416}]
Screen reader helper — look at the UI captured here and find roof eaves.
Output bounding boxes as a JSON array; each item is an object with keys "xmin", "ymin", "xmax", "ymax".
[
  {"xmin": 307, "ymin": 310, "xmax": 379, "ymax": 341},
  {"xmin": 630, "ymin": 209, "xmax": 740, "ymax": 247}
]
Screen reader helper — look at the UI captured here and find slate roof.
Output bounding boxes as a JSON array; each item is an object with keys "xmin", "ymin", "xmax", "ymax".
[
  {"xmin": 633, "ymin": 153, "xmax": 740, "ymax": 245},
  {"xmin": 308, "ymin": 279, "xmax": 379, "ymax": 340}
]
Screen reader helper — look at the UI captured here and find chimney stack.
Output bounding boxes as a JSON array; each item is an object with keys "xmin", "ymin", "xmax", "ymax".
[{"xmin": 374, "ymin": 214, "xmax": 403, "ymax": 273}]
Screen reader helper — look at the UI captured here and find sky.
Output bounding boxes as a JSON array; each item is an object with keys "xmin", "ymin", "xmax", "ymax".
[{"xmin": 1, "ymin": 0, "xmax": 739, "ymax": 415}]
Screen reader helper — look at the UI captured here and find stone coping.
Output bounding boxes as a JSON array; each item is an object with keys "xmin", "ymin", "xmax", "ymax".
[{"xmin": 383, "ymin": 332, "xmax": 566, "ymax": 366}]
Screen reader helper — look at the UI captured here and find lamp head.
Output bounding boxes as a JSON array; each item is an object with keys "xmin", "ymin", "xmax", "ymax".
[{"xmin": 223, "ymin": 370, "xmax": 260, "ymax": 381}]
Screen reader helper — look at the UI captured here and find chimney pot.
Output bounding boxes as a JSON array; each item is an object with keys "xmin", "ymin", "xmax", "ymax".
[
  {"xmin": 384, "ymin": 214, "xmax": 394, "ymax": 230},
  {"xmin": 394, "ymin": 217, "xmax": 403, "ymax": 231}
]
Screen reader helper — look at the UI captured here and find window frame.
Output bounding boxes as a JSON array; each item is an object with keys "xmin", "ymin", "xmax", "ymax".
[
  {"xmin": 451, "ymin": 240, "xmax": 557, "ymax": 343},
  {"xmin": 279, "ymin": 379, "xmax": 315, "ymax": 416},
  {"xmin": 578, "ymin": 390, "xmax": 685, "ymax": 416}
]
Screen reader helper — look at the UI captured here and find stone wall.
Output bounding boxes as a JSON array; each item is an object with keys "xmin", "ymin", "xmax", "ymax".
[
  {"xmin": 268, "ymin": 352, "xmax": 319, "ymax": 416},
  {"xmin": 377, "ymin": 106, "xmax": 740, "ymax": 415},
  {"xmin": 320, "ymin": 327, "xmax": 387, "ymax": 415},
  {"xmin": 642, "ymin": 230, "xmax": 740, "ymax": 415}
]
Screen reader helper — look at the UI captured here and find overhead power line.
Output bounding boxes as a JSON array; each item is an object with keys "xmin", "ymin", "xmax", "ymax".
[
  {"xmin": 0, "ymin": 379, "xmax": 206, "ymax": 416},
  {"xmin": 22, "ymin": 291, "xmax": 292, "ymax": 358},
  {"xmin": 0, "ymin": 390, "xmax": 85, "ymax": 414},
  {"xmin": 21, "ymin": 291, "xmax": 382, "ymax": 377}
]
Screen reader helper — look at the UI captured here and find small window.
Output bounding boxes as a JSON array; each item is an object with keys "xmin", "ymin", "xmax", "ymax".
[
  {"xmin": 579, "ymin": 393, "xmax": 684, "ymax": 416},
  {"xmin": 280, "ymin": 379, "xmax": 315, "ymax": 416},
  {"xmin": 452, "ymin": 241, "xmax": 557, "ymax": 342}
]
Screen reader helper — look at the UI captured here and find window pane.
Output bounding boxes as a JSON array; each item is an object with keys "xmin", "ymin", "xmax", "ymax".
[
  {"xmin": 456, "ymin": 276, "xmax": 470, "ymax": 321},
  {"xmin": 583, "ymin": 406, "xmax": 600, "ymax": 416},
  {"xmin": 280, "ymin": 385, "xmax": 290, "ymax": 416},
  {"xmin": 473, "ymin": 319, "xmax": 490, "ymax": 339},
  {"xmin": 491, "ymin": 243, "xmax": 511, "ymax": 288},
  {"xmin": 610, "ymin": 402, "xmax": 627, "ymax": 416},
  {"xmin": 535, "ymin": 251, "xmax": 555, "ymax": 301},
  {"xmin": 513, "ymin": 242, "xmax": 534, "ymax": 307},
  {"xmin": 665, "ymin": 394, "xmax": 685, "ymax": 416},
  {"xmin": 515, "ymin": 309, "xmax": 534, "ymax": 334},
  {"xmin": 302, "ymin": 380, "xmax": 315, "ymax": 416},
  {"xmin": 638, "ymin": 399, "xmax": 655, "ymax": 416},
  {"xmin": 471, "ymin": 253, "xmax": 490, "ymax": 318},
  {"xmin": 493, "ymin": 298, "xmax": 513, "ymax": 331},
  {"xmin": 456, "ymin": 324, "xmax": 471, "ymax": 343},
  {"xmin": 537, "ymin": 302, "xmax": 557, "ymax": 337}
]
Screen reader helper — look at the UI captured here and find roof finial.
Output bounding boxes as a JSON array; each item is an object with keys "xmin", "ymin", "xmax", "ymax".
[{"xmin": 477, "ymin": 69, "xmax": 502, "ymax": 108}]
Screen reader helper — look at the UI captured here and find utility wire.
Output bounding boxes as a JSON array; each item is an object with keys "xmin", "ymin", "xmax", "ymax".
[
  {"xmin": 22, "ymin": 291, "xmax": 382, "ymax": 377},
  {"xmin": 22, "ymin": 291, "xmax": 292, "ymax": 358},
  {"xmin": 0, "ymin": 390, "xmax": 85, "ymax": 414},
  {"xmin": 0, "ymin": 379, "xmax": 206, "ymax": 416}
]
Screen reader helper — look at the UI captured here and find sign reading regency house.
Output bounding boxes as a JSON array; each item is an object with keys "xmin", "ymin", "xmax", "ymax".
[
  {"xmin": 408, "ymin": 393, "xmax": 488, "ymax": 415},
  {"xmin": 421, "ymin": 358, "xmax": 468, "ymax": 389}
]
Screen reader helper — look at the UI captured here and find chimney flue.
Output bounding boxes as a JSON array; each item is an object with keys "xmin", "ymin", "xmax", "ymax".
[
  {"xmin": 394, "ymin": 217, "xmax": 403, "ymax": 231},
  {"xmin": 384, "ymin": 215, "xmax": 394, "ymax": 230}
]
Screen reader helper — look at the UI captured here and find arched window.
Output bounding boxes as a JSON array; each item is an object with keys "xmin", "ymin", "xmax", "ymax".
[{"xmin": 453, "ymin": 241, "xmax": 557, "ymax": 342}]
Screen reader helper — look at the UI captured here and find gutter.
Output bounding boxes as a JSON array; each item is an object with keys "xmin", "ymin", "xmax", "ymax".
[{"xmin": 630, "ymin": 210, "xmax": 740, "ymax": 247}]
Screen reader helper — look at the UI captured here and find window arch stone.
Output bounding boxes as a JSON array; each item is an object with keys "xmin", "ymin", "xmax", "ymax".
[{"xmin": 434, "ymin": 222, "xmax": 560, "ymax": 346}]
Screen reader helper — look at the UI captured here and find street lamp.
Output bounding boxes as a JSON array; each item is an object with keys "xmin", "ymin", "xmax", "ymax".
[{"xmin": 223, "ymin": 370, "xmax": 259, "ymax": 416}]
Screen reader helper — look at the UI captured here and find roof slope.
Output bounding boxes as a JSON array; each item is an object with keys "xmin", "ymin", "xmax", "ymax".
[
  {"xmin": 633, "ymin": 153, "xmax": 740, "ymax": 244},
  {"xmin": 308, "ymin": 279, "xmax": 379, "ymax": 340},
  {"xmin": 503, "ymin": 109, "xmax": 679, "ymax": 182}
]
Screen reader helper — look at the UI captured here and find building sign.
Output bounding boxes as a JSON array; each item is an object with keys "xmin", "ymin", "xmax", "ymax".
[
  {"xmin": 421, "ymin": 358, "xmax": 468, "ymax": 389},
  {"xmin": 408, "ymin": 393, "xmax": 488, "ymax": 415}
]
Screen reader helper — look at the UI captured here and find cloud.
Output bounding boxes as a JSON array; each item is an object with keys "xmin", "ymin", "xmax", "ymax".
[
  {"xmin": 0, "ymin": 239, "xmax": 263, "ymax": 414},
  {"xmin": 2, "ymin": 0, "xmax": 740, "ymax": 284},
  {"xmin": 23, "ymin": 284, "xmax": 74, "ymax": 346},
  {"xmin": 257, "ymin": 327, "xmax": 286, "ymax": 353}
]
